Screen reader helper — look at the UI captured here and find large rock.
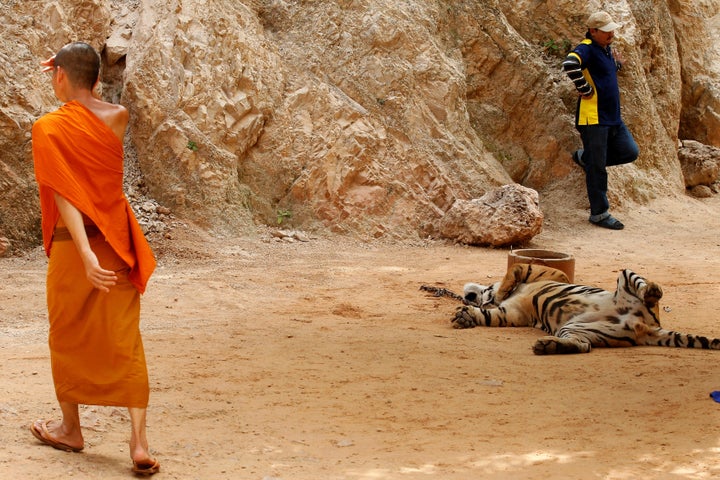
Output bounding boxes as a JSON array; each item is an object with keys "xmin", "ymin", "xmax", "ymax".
[
  {"xmin": 671, "ymin": 1, "xmax": 720, "ymax": 146},
  {"xmin": 438, "ymin": 184, "xmax": 543, "ymax": 247},
  {"xmin": 678, "ymin": 139, "xmax": 720, "ymax": 188},
  {"xmin": 121, "ymin": 0, "xmax": 286, "ymax": 232},
  {"xmin": 123, "ymin": 0, "xmax": 511, "ymax": 238},
  {"xmin": 0, "ymin": 0, "xmax": 111, "ymax": 250}
]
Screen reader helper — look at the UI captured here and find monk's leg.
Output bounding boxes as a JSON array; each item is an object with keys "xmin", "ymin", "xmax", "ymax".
[
  {"xmin": 58, "ymin": 401, "xmax": 83, "ymax": 441},
  {"xmin": 128, "ymin": 407, "xmax": 156, "ymax": 464},
  {"xmin": 33, "ymin": 401, "xmax": 84, "ymax": 450}
]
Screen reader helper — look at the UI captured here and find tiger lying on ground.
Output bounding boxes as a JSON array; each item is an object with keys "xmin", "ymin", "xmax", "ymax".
[
  {"xmin": 421, "ymin": 263, "xmax": 568, "ymax": 307},
  {"xmin": 453, "ymin": 268, "xmax": 720, "ymax": 355}
]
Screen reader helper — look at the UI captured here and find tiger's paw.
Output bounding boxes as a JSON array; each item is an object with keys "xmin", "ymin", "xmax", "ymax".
[
  {"xmin": 643, "ymin": 282, "xmax": 663, "ymax": 308},
  {"xmin": 451, "ymin": 306, "xmax": 478, "ymax": 329},
  {"xmin": 533, "ymin": 336, "xmax": 560, "ymax": 355},
  {"xmin": 533, "ymin": 336, "xmax": 589, "ymax": 355}
]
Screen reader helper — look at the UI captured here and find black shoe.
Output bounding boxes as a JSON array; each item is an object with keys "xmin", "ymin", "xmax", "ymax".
[
  {"xmin": 572, "ymin": 149, "xmax": 586, "ymax": 169},
  {"xmin": 589, "ymin": 214, "xmax": 624, "ymax": 230}
]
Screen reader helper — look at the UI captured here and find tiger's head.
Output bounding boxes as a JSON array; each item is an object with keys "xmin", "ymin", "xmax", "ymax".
[{"xmin": 463, "ymin": 282, "xmax": 497, "ymax": 307}]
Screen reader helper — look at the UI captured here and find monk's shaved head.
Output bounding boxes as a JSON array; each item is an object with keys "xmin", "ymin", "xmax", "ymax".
[{"xmin": 54, "ymin": 42, "xmax": 100, "ymax": 90}]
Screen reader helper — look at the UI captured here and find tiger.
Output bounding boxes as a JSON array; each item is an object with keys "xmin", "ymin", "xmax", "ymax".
[
  {"xmin": 452, "ymin": 269, "xmax": 720, "ymax": 355},
  {"xmin": 421, "ymin": 263, "xmax": 569, "ymax": 307},
  {"xmin": 463, "ymin": 263, "xmax": 570, "ymax": 307}
]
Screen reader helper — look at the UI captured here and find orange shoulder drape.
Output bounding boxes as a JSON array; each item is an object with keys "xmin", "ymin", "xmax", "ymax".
[{"xmin": 32, "ymin": 101, "xmax": 155, "ymax": 293}]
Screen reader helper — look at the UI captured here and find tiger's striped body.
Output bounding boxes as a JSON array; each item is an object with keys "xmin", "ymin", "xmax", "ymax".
[{"xmin": 453, "ymin": 269, "xmax": 720, "ymax": 355}]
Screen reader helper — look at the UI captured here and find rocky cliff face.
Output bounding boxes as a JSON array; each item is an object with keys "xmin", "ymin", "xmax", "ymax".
[{"xmin": 2, "ymin": 0, "xmax": 720, "ymax": 250}]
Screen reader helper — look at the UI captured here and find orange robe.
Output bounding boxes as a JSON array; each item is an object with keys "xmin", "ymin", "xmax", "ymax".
[{"xmin": 32, "ymin": 101, "xmax": 156, "ymax": 408}]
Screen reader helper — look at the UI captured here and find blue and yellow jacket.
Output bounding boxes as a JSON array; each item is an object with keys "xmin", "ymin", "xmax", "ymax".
[{"xmin": 562, "ymin": 36, "xmax": 622, "ymax": 126}]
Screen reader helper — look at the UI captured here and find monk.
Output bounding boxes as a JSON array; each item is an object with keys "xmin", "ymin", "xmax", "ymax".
[{"xmin": 30, "ymin": 42, "xmax": 159, "ymax": 476}]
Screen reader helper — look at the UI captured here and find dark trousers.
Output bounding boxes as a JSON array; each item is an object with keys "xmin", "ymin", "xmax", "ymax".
[{"xmin": 578, "ymin": 122, "xmax": 639, "ymax": 216}]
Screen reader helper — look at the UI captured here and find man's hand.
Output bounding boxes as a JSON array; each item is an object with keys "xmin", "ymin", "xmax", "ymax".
[
  {"xmin": 614, "ymin": 48, "xmax": 626, "ymax": 69},
  {"xmin": 580, "ymin": 88, "xmax": 594, "ymax": 99}
]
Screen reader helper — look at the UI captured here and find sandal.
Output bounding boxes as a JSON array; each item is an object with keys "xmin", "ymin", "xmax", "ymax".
[
  {"xmin": 589, "ymin": 214, "xmax": 624, "ymax": 230},
  {"xmin": 30, "ymin": 420, "xmax": 84, "ymax": 452},
  {"xmin": 132, "ymin": 458, "xmax": 160, "ymax": 476}
]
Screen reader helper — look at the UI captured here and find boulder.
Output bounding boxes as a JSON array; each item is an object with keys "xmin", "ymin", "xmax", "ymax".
[
  {"xmin": 678, "ymin": 139, "xmax": 720, "ymax": 188},
  {"xmin": 438, "ymin": 184, "xmax": 543, "ymax": 247}
]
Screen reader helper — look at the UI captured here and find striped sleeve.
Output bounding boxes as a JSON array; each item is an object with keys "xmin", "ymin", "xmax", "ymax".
[{"xmin": 562, "ymin": 52, "xmax": 593, "ymax": 96}]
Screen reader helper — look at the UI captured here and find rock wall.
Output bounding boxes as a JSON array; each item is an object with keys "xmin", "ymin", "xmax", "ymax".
[
  {"xmin": 0, "ymin": 0, "xmax": 111, "ymax": 248},
  {"xmin": 2, "ymin": 0, "xmax": 720, "ymax": 250},
  {"xmin": 671, "ymin": 0, "xmax": 720, "ymax": 145}
]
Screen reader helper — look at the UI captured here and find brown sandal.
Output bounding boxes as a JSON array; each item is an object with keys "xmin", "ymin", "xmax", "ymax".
[
  {"xmin": 132, "ymin": 458, "xmax": 160, "ymax": 476},
  {"xmin": 30, "ymin": 420, "xmax": 84, "ymax": 452}
]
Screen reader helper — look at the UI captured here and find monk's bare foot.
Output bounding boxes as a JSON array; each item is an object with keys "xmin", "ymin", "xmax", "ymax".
[
  {"xmin": 131, "ymin": 441, "xmax": 159, "ymax": 476},
  {"xmin": 30, "ymin": 419, "xmax": 84, "ymax": 452},
  {"xmin": 131, "ymin": 451, "xmax": 160, "ymax": 476}
]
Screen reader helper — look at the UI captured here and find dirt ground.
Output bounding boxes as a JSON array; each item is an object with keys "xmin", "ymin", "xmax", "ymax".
[{"xmin": 2, "ymin": 194, "xmax": 720, "ymax": 480}]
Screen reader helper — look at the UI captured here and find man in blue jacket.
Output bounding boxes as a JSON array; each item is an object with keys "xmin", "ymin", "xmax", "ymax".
[{"xmin": 563, "ymin": 11, "xmax": 639, "ymax": 230}]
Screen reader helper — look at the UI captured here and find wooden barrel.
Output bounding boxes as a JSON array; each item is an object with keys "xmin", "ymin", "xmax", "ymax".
[{"xmin": 507, "ymin": 249, "xmax": 575, "ymax": 283}]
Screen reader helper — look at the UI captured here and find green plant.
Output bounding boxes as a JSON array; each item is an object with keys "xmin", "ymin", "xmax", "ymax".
[
  {"xmin": 542, "ymin": 38, "xmax": 572, "ymax": 58},
  {"xmin": 276, "ymin": 209, "xmax": 292, "ymax": 224},
  {"xmin": 186, "ymin": 140, "xmax": 198, "ymax": 152}
]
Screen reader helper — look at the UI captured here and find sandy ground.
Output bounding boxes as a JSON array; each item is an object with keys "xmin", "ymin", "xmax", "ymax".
[{"xmin": 2, "ymin": 194, "xmax": 720, "ymax": 480}]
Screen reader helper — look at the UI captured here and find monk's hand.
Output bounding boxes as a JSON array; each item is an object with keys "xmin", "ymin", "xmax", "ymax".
[
  {"xmin": 41, "ymin": 55, "xmax": 56, "ymax": 72},
  {"xmin": 80, "ymin": 250, "xmax": 118, "ymax": 292}
]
